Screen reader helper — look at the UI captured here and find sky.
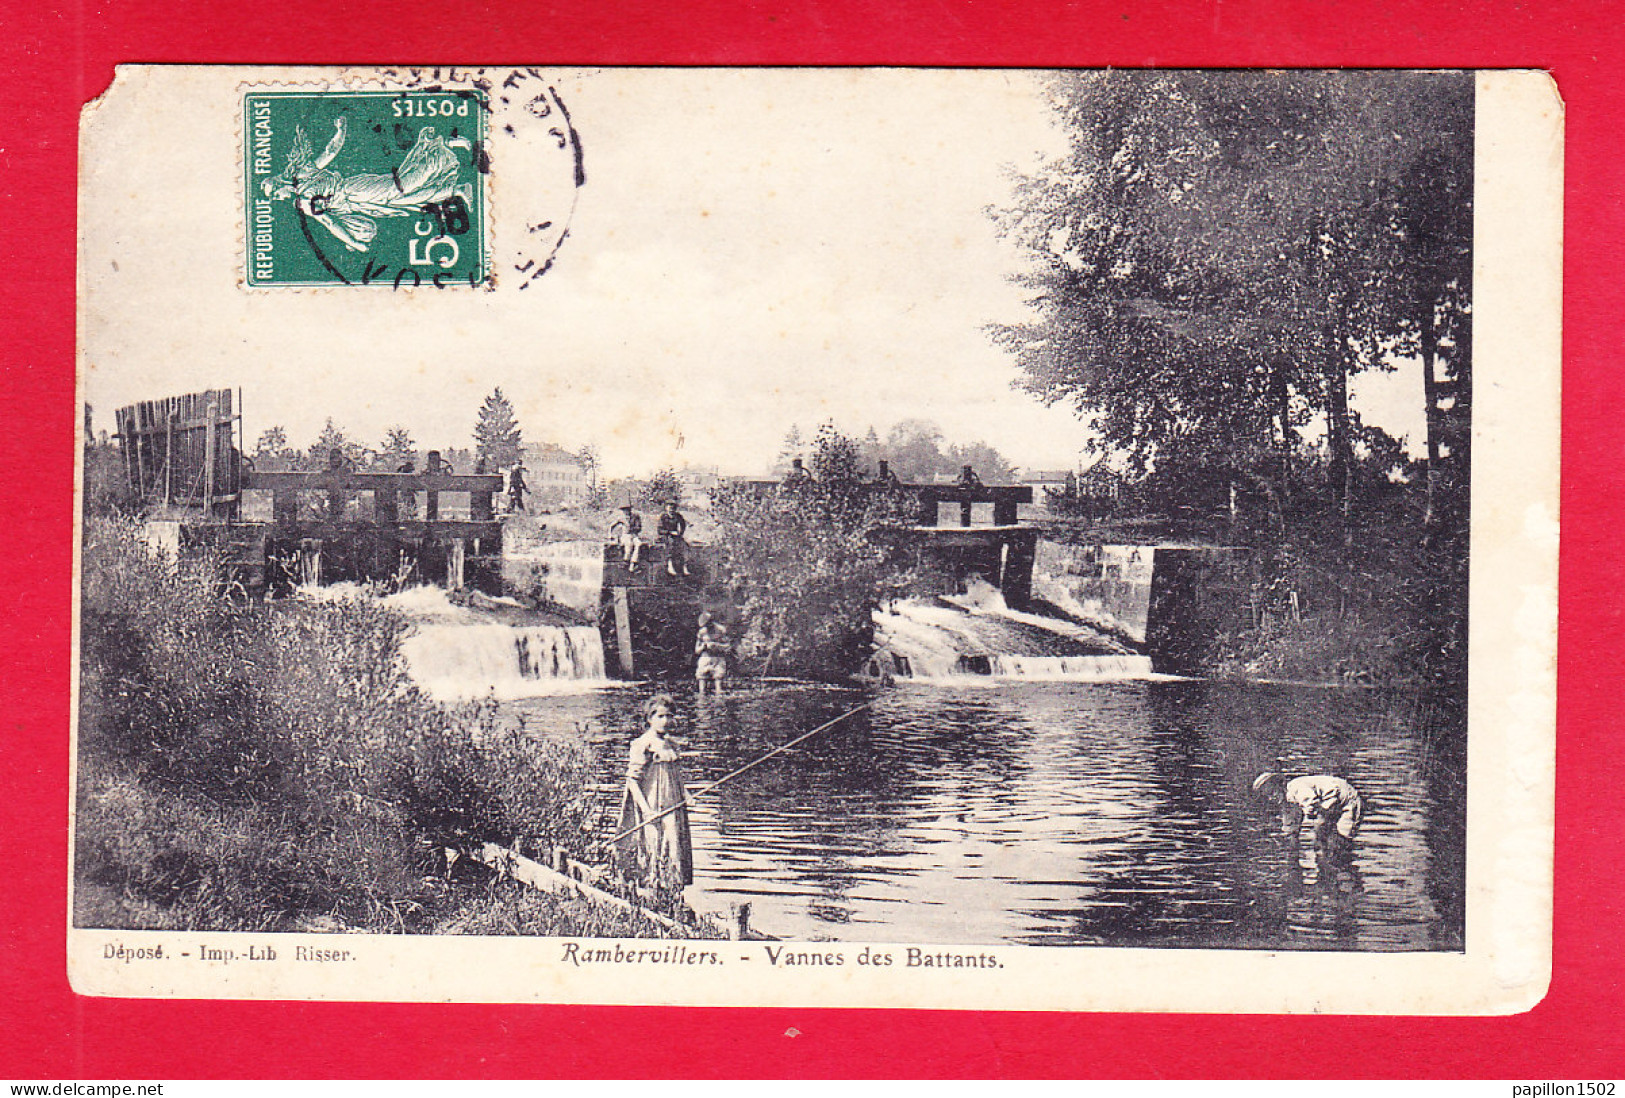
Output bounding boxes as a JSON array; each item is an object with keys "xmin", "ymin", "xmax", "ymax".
[{"xmin": 79, "ymin": 67, "xmax": 1425, "ymax": 478}]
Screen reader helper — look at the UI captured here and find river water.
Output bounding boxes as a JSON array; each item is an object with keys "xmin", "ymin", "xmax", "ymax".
[{"xmin": 502, "ymin": 679, "xmax": 1464, "ymax": 951}]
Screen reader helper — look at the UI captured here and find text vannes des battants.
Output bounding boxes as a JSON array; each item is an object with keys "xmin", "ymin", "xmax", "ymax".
[{"xmin": 560, "ymin": 942, "xmax": 1002, "ymax": 969}]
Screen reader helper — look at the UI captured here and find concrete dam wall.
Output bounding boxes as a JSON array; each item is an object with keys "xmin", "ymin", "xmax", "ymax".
[{"xmin": 1032, "ymin": 541, "xmax": 1251, "ymax": 674}]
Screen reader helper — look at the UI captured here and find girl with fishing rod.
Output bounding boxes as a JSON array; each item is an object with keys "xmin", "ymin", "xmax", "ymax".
[
  {"xmin": 616, "ymin": 694, "xmax": 694, "ymax": 893},
  {"xmin": 608, "ymin": 692, "xmax": 884, "ymax": 892}
]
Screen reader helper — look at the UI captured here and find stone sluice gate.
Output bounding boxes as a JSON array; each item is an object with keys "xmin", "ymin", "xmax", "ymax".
[
  {"xmin": 159, "ymin": 469, "xmax": 511, "ymax": 598},
  {"xmin": 1029, "ymin": 541, "xmax": 1251, "ymax": 674},
  {"xmin": 507, "ymin": 534, "xmax": 718, "ymax": 680},
  {"xmin": 110, "ymin": 384, "xmax": 1243, "ymax": 679}
]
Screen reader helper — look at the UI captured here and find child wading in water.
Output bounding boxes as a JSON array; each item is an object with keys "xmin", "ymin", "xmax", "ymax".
[
  {"xmin": 1253, "ymin": 771, "xmax": 1363, "ymax": 866},
  {"xmin": 694, "ymin": 612, "xmax": 732, "ymax": 695},
  {"xmin": 617, "ymin": 694, "xmax": 694, "ymax": 890}
]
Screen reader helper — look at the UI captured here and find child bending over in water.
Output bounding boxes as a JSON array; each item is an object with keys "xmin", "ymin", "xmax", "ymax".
[{"xmin": 1253, "ymin": 771, "xmax": 1363, "ymax": 865}]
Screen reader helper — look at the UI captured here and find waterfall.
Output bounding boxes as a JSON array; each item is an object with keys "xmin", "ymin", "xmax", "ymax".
[
  {"xmin": 986, "ymin": 654, "xmax": 1153, "ymax": 680},
  {"xmin": 303, "ymin": 583, "xmax": 612, "ymax": 700},
  {"xmin": 401, "ymin": 622, "xmax": 608, "ymax": 700},
  {"xmin": 872, "ymin": 578, "xmax": 1153, "ymax": 683}
]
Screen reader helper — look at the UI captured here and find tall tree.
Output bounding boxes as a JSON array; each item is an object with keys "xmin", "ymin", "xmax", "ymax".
[
  {"xmin": 641, "ymin": 468, "xmax": 682, "ymax": 507},
  {"xmin": 877, "ymin": 419, "xmax": 1015, "ymax": 484},
  {"xmin": 577, "ymin": 444, "xmax": 600, "ymax": 489},
  {"xmin": 946, "ymin": 440, "xmax": 1016, "ymax": 482},
  {"xmin": 773, "ymin": 424, "xmax": 805, "ymax": 476},
  {"xmin": 378, "ymin": 426, "xmax": 417, "ymax": 469},
  {"xmin": 992, "ymin": 70, "xmax": 1472, "ymax": 531},
  {"xmin": 713, "ymin": 423, "xmax": 916, "ymax": 677},
  {"xmin": 473, "ymin": 388, "xmax": 524, "ymax": 469},
  {"xmin": 883, "ymin": 419, "xmax": 948, "ymax": 482},
  {"xmin": 1382, "ymin": 77, "xmax": 1474, "ymax": 529},
  {"xmin": 254, "ymin": 426, "xmax": 288, "ymax": 458},
  {"xmin": 308, "ymin": 418, "xmax": 363, "ymax": 469},
  {"xmin": 859, "ymin": 426, "xmax": 883, "ymax": 473}
]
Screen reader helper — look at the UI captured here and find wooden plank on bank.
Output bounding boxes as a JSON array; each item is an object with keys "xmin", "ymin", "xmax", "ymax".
[
  {"xmin": 468, "ymin": 842, "xmax": 685, "ymax": 933},
  {"xmin": 467, "ymin": 843, "xmax": 774, "ymax": 940}
]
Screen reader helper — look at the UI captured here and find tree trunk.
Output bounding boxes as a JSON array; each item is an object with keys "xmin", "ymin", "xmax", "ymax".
[
  {"xmin": 1449, "ymin": 294, "xmax": 1473, "ymax": 518},
  {"xmin": 1324, "ymin": 332, "xmax": 1353, "ymax": 543},
  {"xmin": 1419, "ymin": 298, "xmax": 1442, "ymax": 530},
  {"xmin": 1271, "ymin": 356, "xmax": 1294, "ymax": 512}
]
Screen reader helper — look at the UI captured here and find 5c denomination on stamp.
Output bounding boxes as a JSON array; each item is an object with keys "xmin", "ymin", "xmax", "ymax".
[{"xmin": 244, "ymin": 89, "xmax": 489, "ymax": 288}]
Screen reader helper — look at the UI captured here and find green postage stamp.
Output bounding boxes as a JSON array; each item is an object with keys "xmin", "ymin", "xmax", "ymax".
[{"xmin": 243, "ymin": 89, "xmax": 489, "ymax": 288}]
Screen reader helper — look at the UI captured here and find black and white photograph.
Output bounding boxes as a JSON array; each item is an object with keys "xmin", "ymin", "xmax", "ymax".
[{"xmin": 69, "ymin": 66, "xmax": 1557, "ymax": 1010}]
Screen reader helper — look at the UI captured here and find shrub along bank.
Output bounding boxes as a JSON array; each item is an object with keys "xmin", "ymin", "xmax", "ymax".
[
  {"xmin": 1206, "ymin": 516, "xmax": 1469, "ymax": 690},
  {"xmin": 75, "ymin": 516, "xmax": 702, "ymax": 937}
]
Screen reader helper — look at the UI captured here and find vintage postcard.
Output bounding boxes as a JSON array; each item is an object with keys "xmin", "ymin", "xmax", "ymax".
[{"xmin": 70, "ymin": 66, "xmax": 1559, "ymax": 1012}]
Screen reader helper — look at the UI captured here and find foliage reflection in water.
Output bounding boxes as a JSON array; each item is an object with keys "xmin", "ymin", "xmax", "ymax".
[{"xmin": 504, "ymin": 680, "xmax": 1464, "ymax": 950}]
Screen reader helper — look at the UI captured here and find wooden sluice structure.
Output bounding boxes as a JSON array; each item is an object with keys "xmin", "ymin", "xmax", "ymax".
[
  {"xmin": 908, "ymin": 483, "xmax": 1030, "ymax": 529},
  {"xmin": 464, "ymin": 842, "xmax": 773, "ymax": 940},
  {"xmin": 114, "ymin": 388, "xmax": 508, "ymax": 595},
  {"xmin": 241, "ymin": 468, "xmax": 506, "ymax": 591},
  {"xmin": 115, "ymin": 389, "xmax": 242, "ymax": 518},
  {"xmin": 895, "ymin": 484, "xmax": 1040, "ymax": 609}
]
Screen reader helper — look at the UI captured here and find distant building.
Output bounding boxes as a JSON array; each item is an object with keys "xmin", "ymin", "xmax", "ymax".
[
  {"xmin": 523, "ymin": 443, "xmax": 590, "ymax": 509},
  {"xmin": 1019, "ymin": 469, "xmax": 1074, "ymax": 517},
  {"xmin": 677, "ymin": 467, "xmax": 721, "ymax": 511}
]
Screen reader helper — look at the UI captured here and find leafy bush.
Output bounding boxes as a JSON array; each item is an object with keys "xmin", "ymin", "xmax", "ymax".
[
  {"xmin": 711, "ymin": 424, "xmax": 917, "ymax": 678},
  {"xmin": 1208, "ymin": 518, "xmax": 1462, "ymax": 687},
  {"xmin": 400, "ymin": 704, "xmax": 596, "ymax": 855},
  {"xmin": 74, "ymin": 515, "xmax": 618, "ymax": 934}
]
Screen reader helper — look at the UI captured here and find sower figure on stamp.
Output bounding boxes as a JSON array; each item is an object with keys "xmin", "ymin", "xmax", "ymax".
[
  {"xmin": 1253, "ymin": 771, "xmax": 1363, "ymax": 867},
  {"xmin": 261, "ymin": 118, "xmax": 474, "ymax": 254},
  {"xmin": 616, "ymin": 694, "xmax": 694, "ymax": 892},
  {"xmin": 694, "ymin": 612, "xmax": 732, "ymax": 696}
]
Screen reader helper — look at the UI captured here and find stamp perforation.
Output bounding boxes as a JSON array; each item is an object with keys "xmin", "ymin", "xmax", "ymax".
[{"xmin": 233, "ymin": 67, "xmax": 583, "ymax": 294}]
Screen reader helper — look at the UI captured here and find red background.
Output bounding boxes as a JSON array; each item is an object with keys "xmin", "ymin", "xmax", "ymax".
[{"xmin": 2, "ymin": 0, "xmax": 1618, "ymax": 1078}]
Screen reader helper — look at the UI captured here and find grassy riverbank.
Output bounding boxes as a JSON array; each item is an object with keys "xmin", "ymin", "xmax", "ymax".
[
  {"xmin": 1206, "ymin": 519, "xmax": 1468, "ymax": 690},
  {"xmin": 74, "ymin": 516, "xmax": 710, "ymax": 938},
  {"xmin": 1038, "ymin": 491, "xmax": 1467, "ymax": 690}
]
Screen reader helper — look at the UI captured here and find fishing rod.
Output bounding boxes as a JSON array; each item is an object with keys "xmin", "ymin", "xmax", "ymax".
[{"xmin": 606, "ymin": 694, "xmax": 883, "ymax": 847}]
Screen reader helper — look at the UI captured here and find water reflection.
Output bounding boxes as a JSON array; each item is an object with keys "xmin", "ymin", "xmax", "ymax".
[{"xmin": 505, "ymin": 679, "xmax": 1464, "ymax": 951}]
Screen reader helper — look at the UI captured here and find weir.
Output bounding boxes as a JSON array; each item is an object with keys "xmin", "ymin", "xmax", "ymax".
[
  {"xmin": 371, "ymin": 586, "xmax": 608, "ymax": 700},
  {"xmin": 871, "ymin": 580, "xmax": 1154, "ymax": 681},
  {"xmin": 401, "ymin": 622, "xmax": 608, "ymax": 700},
  {"xmin": 111, "ymin": 389, "xmax": 1244, "ymax": 685}
]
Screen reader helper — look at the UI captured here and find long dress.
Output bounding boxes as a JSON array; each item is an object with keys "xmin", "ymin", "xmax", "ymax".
[
  {"xmin": 297, "ymin": 127, "xmax": 472, "ymax": 249},
  {"xmin": 616, "ymin": 731, "xmax": 694, "ymax": 887}
]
